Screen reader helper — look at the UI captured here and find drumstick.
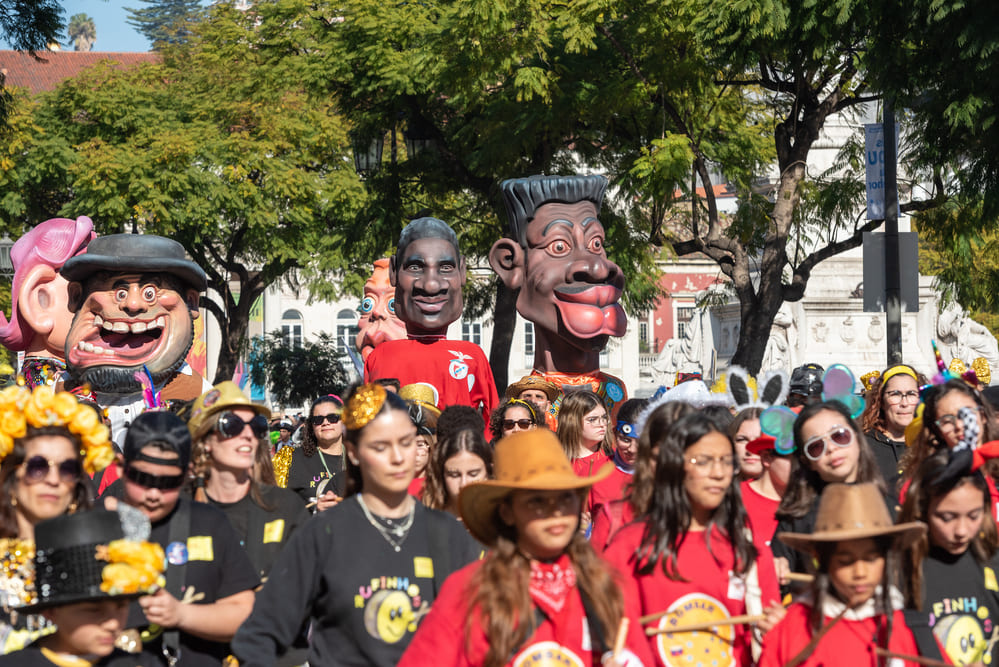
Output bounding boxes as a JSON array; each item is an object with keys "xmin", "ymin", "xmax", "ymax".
[
  {"xmin": 872, "ymin": 647, "xmax": 950, "ymax": 667},
  {"xmin": 644, "ymin": 614, "xmax": 765, "ymax": 636},
  {"xmin": 612, "ymin": 618, "xmax": 629, "ymax": 661},
  {"xmin": 784, "ymin": 572, "xmax": 814, "ymax": 583}
]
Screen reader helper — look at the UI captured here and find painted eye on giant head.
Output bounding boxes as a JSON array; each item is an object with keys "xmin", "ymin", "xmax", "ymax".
[
  {"xmin": 586, "ymin": 237, "xmax": 603, "ymax": 252},
  {"xmin": 359, "ymin": 297, "xmax": 375, "ymax": 314},
  {"xmin": 546, "ymin": 240, "xmax": 571, "ymax": 257},
  {"xmin": 387, "ymin": 298, "xmax": 395, "ymax": 313},
  {"xmin": 142, "ymin": 285, "xmax": 156, "ymax": 302}
]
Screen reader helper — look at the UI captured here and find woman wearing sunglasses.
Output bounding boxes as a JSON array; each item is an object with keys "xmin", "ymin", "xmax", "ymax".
[
  {"xmin": 771, "ymin": 400, "xmax": 888, "ymax": 588},
  {"xmin": 487, "ymin": 397, "xmax": 544, "ymax": 445},
  {"xmin": 188, "ymin": 382, "xmax": 309, "ymax": 580},
  {"xmin": 0, "ymin": 385, "xmax": 115, "ymax": 654},
  {"xmin": 284, "ymin": 394, "xmax": 348, "ymax": 511}
]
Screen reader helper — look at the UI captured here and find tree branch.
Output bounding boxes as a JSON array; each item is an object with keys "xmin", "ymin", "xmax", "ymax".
[{"xmin": 783, "ymin": 218, "xmax": 882, "ymax": 301}]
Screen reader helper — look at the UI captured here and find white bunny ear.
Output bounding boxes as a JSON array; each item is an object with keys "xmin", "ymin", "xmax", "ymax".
[
  {"xmin": 727, "ymin": 366, "xmax": 754, "ymax": 409},
  {"xmin": 758, "ymin": 369, "xmax": 789, "ymax": 408}
]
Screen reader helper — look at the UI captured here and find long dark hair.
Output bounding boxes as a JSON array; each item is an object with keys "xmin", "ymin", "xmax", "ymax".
[
  {"xmin": 301, "ymin": 395, "xmax": 345, "ymax": 457},
  {"xmin": 809, "ymin": 536, "xmax": 898, "ymax": 637},
  {"xmin": 0, "ymin": 426, "xmax": 93, "ymax": 538},
  {"xmin": 777, "ymin": 401, "xmax": 886, "ymax": 521},
  {"xmin": 900, "ymin": 449, "xmax": 998, "ymax": 608},
  {"xmin": 628, "ymin": 401, "xmax": 695, "ymax": 516},
  {"xmin": 423, "ymin": 428, "xmax": 493, "ymax": 511},
  {"xmin": 343, "ymin": 387, "xmax": 412, "ymax": 497},
  {"xmin": 636, "ymin": 412, "xmax": 756, "ymax": 580}
]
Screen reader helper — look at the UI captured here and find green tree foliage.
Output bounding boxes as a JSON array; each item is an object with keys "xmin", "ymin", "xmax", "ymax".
[
  {"xmin": 1, "ymin": 3, "xmax": 366, "ymax": 383},
  {"xmin": 248, "ymin": 331, "xmax": 351, "ymax": 408},
  {"xmin": 67, "ymin": 13, "xmax": 96, "ymax": 52},
  {"xmin": 0, "ymin": 0, "xmax": 64, "ymax": 127},
  {"xmin": 126, "ymin": 0, "xmax": 203, "ymax": 47}
]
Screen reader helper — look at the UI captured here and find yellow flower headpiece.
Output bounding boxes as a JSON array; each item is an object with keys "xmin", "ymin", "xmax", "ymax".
[
  {"xmin": 0, "ymin": 385, "xmax": 114, "ymax": 474},
  {"xmin": 97, "ymin": 539, "xmax": 166, "ymax": 596},
  {"xmin": 343, "ymin": 383, "xmax": 387, "ymax": 430}
]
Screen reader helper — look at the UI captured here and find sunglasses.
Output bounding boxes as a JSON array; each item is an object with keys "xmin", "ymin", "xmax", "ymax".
[
  {"xmin": 216, "ymin": 412, "xmax": 269, "ymax": 439},
  {"xmin": 310, "ymin": 414, "xmax": 341, "ymax": 426},
  {"xmin": 502, "ymin": 419, "xmax": 534, "ymax": 431},
  {"xmin": 22, "ymin": 456, "xmax": 82, "ymax": 483},
  {"xmin": 123, "ymin": 464, "xmax": 185, "ymax": 490},
  {"xmin": 802, "ymin": 426, "xmax": 854, "ymax": 461}
]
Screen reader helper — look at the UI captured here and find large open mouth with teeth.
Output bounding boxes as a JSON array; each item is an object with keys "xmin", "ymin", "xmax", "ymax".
[{"xmin": 68, "ymin": 313, "xmax": 169, "ymax": 366}]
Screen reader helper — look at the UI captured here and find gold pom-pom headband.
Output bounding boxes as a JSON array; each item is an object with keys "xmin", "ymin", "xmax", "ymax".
[
  {"xmin": 949, "ymin": 357, "xmax": 992, "ymax": 387},
  {"xmin": 860, "ymin": 370, "xmax": 881, "ymax": 394},
  {"xmin": 343, "ymin": 383, "xmax": 388, "ymax": 430},
  {"xmin": 0, "ymin": 385, "xmax": 114, "ymax": 474}
]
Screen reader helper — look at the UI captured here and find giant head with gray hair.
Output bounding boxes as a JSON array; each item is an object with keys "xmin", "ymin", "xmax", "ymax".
[
  {"xmin": 389, "ymin": 217, "xmax": 467, "ymax": 337},
  {"xmin": 489, "ymin": 175, "xmax": 626, "ymax": 373}
]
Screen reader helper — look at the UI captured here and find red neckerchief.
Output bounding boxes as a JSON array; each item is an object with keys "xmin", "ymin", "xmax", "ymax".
[{"xmin": 529, "ymin": 553, "xmax": 577, "ymax": 616}]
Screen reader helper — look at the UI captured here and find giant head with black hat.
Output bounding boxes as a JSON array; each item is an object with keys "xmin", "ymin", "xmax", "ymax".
[{"xmin": 61, "ymin": 234, "xmax": 207, "ymax": 396}]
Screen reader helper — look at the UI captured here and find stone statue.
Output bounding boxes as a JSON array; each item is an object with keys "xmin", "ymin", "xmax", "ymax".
[
  {"xmin": 652, "ymin": 305, "xmax": 705, "ymax": 386},
  {"xmin": 761, "ymin": 303, "xmax": 797, "ymax": 373},
  {"xmin": 937, "ymin": 302, "xmax": 999, "ymax": 382}
]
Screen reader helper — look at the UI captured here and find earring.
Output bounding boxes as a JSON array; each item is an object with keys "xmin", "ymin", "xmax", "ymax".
[
  {"xmin": 68, "ymin": 501, "xmax": 79, "ymax": 513},
  {"xmin": 9, "ymin": 495, "xmax": 17, "ymax": 508},
  {"xmin": 349, "ymin": 457, "xmax": 359, "ymax": 466}
]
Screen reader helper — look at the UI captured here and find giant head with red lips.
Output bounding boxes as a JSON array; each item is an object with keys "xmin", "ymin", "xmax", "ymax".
[{"xmin": 60, "ymin": 234, "xmax": 207, "ymax": 396}]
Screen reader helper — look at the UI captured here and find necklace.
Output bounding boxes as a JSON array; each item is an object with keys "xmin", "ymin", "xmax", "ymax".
[{"xmin": 357, "ymin": 494, "xmax": 415, "ymax": 552}]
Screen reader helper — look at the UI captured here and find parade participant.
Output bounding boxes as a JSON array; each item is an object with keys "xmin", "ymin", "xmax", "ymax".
[
  {"xmin": 759, "ymin": 483, "xmax": 941, "ymax": 667},
  {"xmin": 187, "ymin": 381, "xmax": 309, "ymax": 579},
  {"xmin": 282, "ymin": 395, "xmax": 346, "ymax": 509},
  {"xmin": 505, "ymin": 375, "xmax": 560, "ymax": 430},
  {"xmin": 107, "ymin": 410, "xmax": 258, "ymax": 667},
  {"xmin": 230, "ymin": 383, "xmax": 480, "ymax": 667},
  {"xmin": 60, "ymin": 234, "xmax": 211, "ymax": 446},
  {"xmin": 0, "ymin": 509, "xmax": 164, "ymax": 667},
  {"xmin": 901, "ymin": 446, "xmax": 999, "ymax": 665},
  {"xmin": 590, "ymin": 401, "xmax": 695, "ymax": 553},
  {"xmin": 860, "ymin": 364, "xmax": 926, "ymax": 488},
  {"xmin": 731, "ymin": 408, "xmax": 765, "ymax": 481},
  {"xmin": 398, "ymin": 429, "xmax": 652, "ymax": 667},
  {"xmin": 423, "ymin": 424, "xmax": 493, "ymax": 518},
  {"xmin": 364, "ymin": 218, "xmax": 499, "ymax": 422},
  {"xmin": 490, "ymin": 175, "xmax": 629, "ymax": 419},
  {"xmin": 488, "ymin": 397, "xmax": 544, "ymax": 445},
  {"xmin": 557, "ymin": 391, "xmax": 613, "ymax": 478},
  {"xmin": 0, "ymin": 217, "xmax": 94, "ymax": 389},
  {"xmin": 740, "ymin": 435, "xmax": 793, "ymax": 550},
  {"xmin": 602, "ymin": 412, "xmax": 781, "ymax": 666},
  {"xmin": 587, "ymin": 398, "xmax": 646, "ymax": 520},
  {"xmin": 355, "ymin": 258, "xmax": 408, "ymax": 361},
  {"xmin": 0, "ymin": 385, "xmax": 114, "ymax": 655},
  {"xmin": 399, "ymin": 384, "xmax": 441, "ymax": 499},
  {"xmin": 273, "ymin": 419, "xmax": 294, "ymax": 452},
  {"xmin": 786, "ymin": 363, "xmax": 825, "ymax": 408}
]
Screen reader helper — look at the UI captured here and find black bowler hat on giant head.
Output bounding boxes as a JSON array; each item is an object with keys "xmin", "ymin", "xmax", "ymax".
[{"xmin": 60, "ymin": 233, "xmax": 207, "ymax": 292}]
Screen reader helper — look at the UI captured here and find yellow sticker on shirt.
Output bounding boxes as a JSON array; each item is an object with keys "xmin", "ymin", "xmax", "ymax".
[
  {"xmin": 413, "ymin": 557, "xmax": 434, "ymax": 579},
  {"xmin": 187, "ymin": 536, "xmax": 214, "ymax": 561},
  {"xmin": 263, "ymin": 519, "xmax": 285, "ymax": 544},
  {"xmin": 985, "ymin": 567, "xmax": 998, "ymax": 592}
]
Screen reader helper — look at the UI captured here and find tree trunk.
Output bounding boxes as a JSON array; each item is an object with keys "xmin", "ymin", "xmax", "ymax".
[
  {"xmin": 730, "ymin": 299, "xmax": 782, "ymax": 375},
  {"xmin": 211, "ymin": 286, "xmax": 257, "ymax": 385},
  {"xmin": 489, "ymin": 281, "xmax": 519, "ymax": 393}
]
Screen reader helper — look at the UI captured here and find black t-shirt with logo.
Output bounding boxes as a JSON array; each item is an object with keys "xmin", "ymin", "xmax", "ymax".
[{"xmin": 286, "ymin": 447, "xmax": 346, "ymax": 503}]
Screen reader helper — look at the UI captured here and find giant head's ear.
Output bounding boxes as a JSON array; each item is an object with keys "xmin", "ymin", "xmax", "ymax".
[
  {"xmin": 488, "ymin": 238, "xmax": 525, "ymax": 290},
  {"xmin": 19, "ymin": 265, "xmax": 67, "ymax": 336},
  {"xmin": 388, "ymin": 256, "xmax": 398, "ymax": 288},
  {"xmin": 67, "ymin": 281, "xmax": 85, "ymax": 312},
  {"xmin": 184, "ymin": 289, "xmax": 201, "ymax": 319},
  {"xmin": 457, "ymin": 256, "xmax": 467, "ymax": 283}
]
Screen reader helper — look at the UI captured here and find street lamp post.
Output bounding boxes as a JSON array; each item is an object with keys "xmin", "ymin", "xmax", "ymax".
[
  {"xmin": 351, "ymin": 132, "xmax": 385, "ymax": 177},
  {"xmin": 0, "ymin": 235, "xmax": 14, "ymax": 278}
]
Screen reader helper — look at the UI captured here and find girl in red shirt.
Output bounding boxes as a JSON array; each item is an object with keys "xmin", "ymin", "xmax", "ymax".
[{"xmin": 399, "ymin": 429, "xmax": 652, "ymax": 667}]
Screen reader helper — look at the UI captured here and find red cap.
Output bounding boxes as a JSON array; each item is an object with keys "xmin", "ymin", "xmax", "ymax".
[{"xmin": 746, "ymin": 434, "xmax": 777, "ymax": 456}]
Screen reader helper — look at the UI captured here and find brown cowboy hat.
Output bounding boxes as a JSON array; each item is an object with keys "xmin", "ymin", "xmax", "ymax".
[
  {"xmin": 505, "ymin": 375, "xmax": 560, "ymax": 402},
  {"xmin": 778, "ymin": 482, "xmax": 925, "ymax": 555},
  {"xmin": 458, "ymin": 429, "xmax": 611, "ymax": 546}
]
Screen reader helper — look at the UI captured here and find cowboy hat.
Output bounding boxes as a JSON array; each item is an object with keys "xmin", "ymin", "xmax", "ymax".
[
  {"xmin": 778, "ymin": 482, "xmax": 925, "ymax": 555},
  {"xmin": 458, "ymin": 429, "xmax": 611, "ymax": 546},
  {"xmin": 399, "ymin": 382, "xmax": 442, "ymax": 417},
  {"xmin": 187, "ymin": 381, "xmax": 272, "ymax": 439},
  {"xmin": 505, "ymin": 375, "xmax": 560, "ymax": 402}
]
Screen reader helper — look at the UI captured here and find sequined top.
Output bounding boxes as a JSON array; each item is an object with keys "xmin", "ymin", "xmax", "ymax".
[{"xmin": 0, "ymin": 538, "xmax": 52, "ymax": 655}]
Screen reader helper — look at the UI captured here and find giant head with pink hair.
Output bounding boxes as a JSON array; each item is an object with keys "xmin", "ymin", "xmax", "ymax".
[{"xmin": 0, "ymin": 217, "xmax": 95, "ymax": 360}]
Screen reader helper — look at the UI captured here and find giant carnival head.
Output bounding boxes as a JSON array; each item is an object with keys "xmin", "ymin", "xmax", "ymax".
[
  {"xmin": 389, "ymin": 217, "xmax": 467, "ymax": 338},
  {"xmin": 61, "ymin": 234, "xmax": 206, "ymax": 395},
  {"xmin": 0, "ymin": 217, "xmax": 95, "ymax": 360},
  {"xmin": 355, "ymin": 258, "xmax": 407, "ymax": 360},
  {"xmin": 489, "ymin": 174, "xmax": 626, "ymax": 353}
]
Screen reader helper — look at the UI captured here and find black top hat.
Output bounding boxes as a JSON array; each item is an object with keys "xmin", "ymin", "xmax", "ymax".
[
  {"xmin": 61, "ymin": 233, "xmax": 207, "ymax": 291},
  {"xmin": 25, "ymin": 511, "xmax": 133, "ymax": 611}
]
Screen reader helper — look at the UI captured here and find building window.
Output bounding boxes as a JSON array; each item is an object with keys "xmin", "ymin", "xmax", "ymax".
[
  {"xmin": 281, "ymin": 309, "xmax": 303, "ymax": 348},
  {"xmin": 336, "ymin": 309, "xmax": 359, "ymax": 355},
  {"xmin": 462, "ymin": 321, "xmax": 481, "ymax": 346},
  {"xmin": 676, "ymin": 306, "xmax": 695, "ymax": 339},
  {"xmin": 524, "ymin": 322, "xmax": 534, "ymax": 366},
  {"xmin": 639, "ymin": 319, "xmax": 650, "ymax": 353}
]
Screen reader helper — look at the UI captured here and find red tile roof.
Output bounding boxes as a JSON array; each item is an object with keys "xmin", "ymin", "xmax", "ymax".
[{"xmin": 0, "ymin": 50, "xmax": 159, "ymax": 94}]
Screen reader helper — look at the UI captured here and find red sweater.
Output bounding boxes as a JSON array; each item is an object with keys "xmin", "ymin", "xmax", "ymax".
[
  {"xmin": 759, "ymin": 602, "xmax": 952, "ymax": 667},
  {"xmin": 587, "ymin": 463, "xmax": 632, "ymax": 517},
  {"xmin": 602, "ymin": 522, "xmax": 780, "ymax": 667},
  {"xmin": 573, "ymin": 449, "xmax": 612, "ymax": 480},
  {"xmin": 397, "ymin": 559, "xmax": 654, "ymax": 667},
  {"xmin": 739, "ymin": 480, "xmax": 779, "ymax": 549},
  {"xmin": 590, "ymin": 499, "xmax": 636, "ymax": 554}
]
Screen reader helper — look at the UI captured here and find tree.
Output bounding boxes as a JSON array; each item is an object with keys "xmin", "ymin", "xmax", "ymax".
[
  {"xmin": 67, "ymin": 13, "xmax": 96, "ymax": 52},
  {"xmin": 0, "ymin": 0, "xmax": 64, "ymax": 127},
  {"xmin": 1, "ymin": 3, "xmax": 367, "ymax": 383},
  {"xmin": 126, "ymin": 0, "xmax": 203, "ymax": 47},
  {"xmin": 248, "ymin": 331, "xmax": 351, "ymax": 408}
]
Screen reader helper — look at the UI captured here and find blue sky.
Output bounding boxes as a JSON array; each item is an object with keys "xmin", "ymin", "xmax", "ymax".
[{"xmin": 2, "ymin": 0, "xmax": 154, "ymax": 52}]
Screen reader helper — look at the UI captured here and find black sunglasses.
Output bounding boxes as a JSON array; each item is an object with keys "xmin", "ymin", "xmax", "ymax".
[
  {"xmin": 310, "ymin": 414, "xmax": 341, "ymax": 426},
  {"xmin": 502, "ymin": 419, "xmax": 534, "ymax": 430},
  {"xmin": 123, "ymin": 464, "xmax": 185, "ymax": 490},
  {"xmin": 216, "ymin": 412, "xmax": 269, "ymax": 439},
  {"xmin": 22, "ymin": 456, "xmax": 82, "ymax": 483}
]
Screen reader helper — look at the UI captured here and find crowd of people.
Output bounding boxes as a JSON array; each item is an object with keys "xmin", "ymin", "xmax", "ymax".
[{"xmin": 3, "ymin": 353, "xmax": 999, "ymax": 666}]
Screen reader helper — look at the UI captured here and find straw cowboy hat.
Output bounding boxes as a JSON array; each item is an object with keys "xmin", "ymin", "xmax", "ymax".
[
  {"xmin": 187, "ymin": 381, "xmax": 271, "ymax": 439},
  {"xmin": 505, "ymin": 375, "xmax": 560, "ymax": 402},
  {"xmin": 399, "ymin": 382, "xmax": 442, "ymax": 417},
  {"xmin": 458, "ymin": 429, "xmax": 612, "ymax": 546},
  {"xmin": 778, "ymin": 482, "xmax": 925, "ymax": 555}
]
